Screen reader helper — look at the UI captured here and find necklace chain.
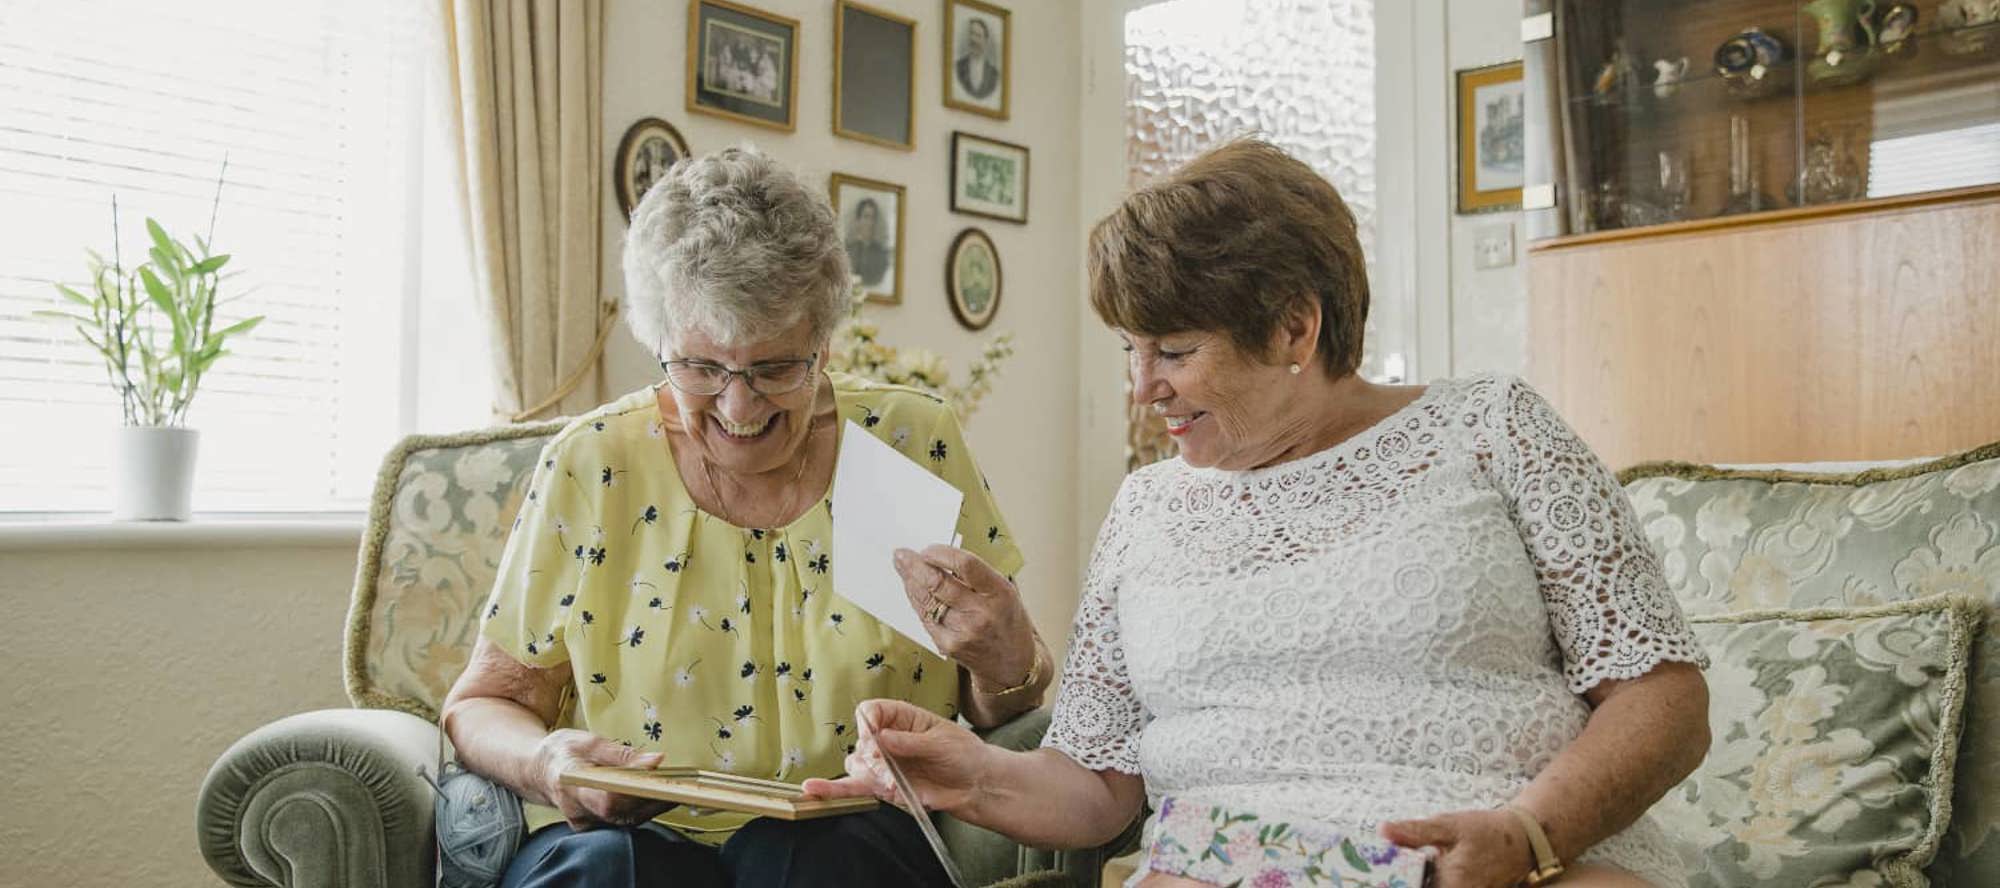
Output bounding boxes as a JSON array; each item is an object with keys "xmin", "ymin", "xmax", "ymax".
[{"xmin": 700, "ymin": 415, "xmax": 818, "ymax": 529}]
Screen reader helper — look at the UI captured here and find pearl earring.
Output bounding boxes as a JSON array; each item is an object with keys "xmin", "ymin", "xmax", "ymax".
[{"xmin": 1288, "ymin": 363, "xmax": 1302, "ymax": 375}]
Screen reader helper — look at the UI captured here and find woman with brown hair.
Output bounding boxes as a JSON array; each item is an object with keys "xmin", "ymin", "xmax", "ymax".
[{"xmin": 810, "ymin": 138, "xmax": 1711, "ymax": 888}]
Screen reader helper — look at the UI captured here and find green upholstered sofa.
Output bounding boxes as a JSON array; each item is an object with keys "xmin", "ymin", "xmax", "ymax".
[{"xmin": 195, "ymin": 421, "xmax": 1131, "ymax": 888}]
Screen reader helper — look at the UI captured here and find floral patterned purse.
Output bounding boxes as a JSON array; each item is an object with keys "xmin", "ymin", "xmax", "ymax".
[{"xmin": 1145, "ymin": 797, "xmax": 1431, "ymax": 888}]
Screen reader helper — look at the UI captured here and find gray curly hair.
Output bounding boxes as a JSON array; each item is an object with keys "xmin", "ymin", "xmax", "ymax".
[{"xmin": 622, "ymin": 145, "xmax": 851, "ymax": 355}]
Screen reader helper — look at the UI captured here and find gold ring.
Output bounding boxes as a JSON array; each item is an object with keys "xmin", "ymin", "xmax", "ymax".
[{"xmin": 928, "ymin": 601, "xmax": 950, "ymax": 624}]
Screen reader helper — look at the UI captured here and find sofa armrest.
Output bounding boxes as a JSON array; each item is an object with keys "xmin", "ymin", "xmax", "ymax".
[
  {"xmin": 197, "ymin": 708, "xmax": 440, "ymax": 888},
  {"xmin": 944, "ymin": 708, "xmax": 1144, "ymax": 888}
]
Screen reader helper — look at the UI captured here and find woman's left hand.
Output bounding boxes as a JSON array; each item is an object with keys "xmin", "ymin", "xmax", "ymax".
[
  {"xmin": 1380, "ymin": 810, "xmax": 1529, "ymax": 888},
  {"xmin": 892, "ymin": 545, "xmax": 1036, "ymax": 690}
]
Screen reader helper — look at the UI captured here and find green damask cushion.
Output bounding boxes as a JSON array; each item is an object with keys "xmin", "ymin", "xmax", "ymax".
[
  {"xmin": 1621, "ymin": 442, "xmax": 2000, "ymax": 886},
  {"xmin": 1653, "ymin": 596, "xmax": 1981, "ymax": 887},
  {"xmin": 345, "ymin": 422, "xmax": 565, "ymax": 718}
]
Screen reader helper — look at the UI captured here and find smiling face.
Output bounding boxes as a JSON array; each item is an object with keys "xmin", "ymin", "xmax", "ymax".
[
  {"xmin": 1121, "ymin": 326, "xmax": 1318, "ymax": 471},
  {"xmin": 660, "ymin": 318, "xmax": 826, "ymax": 476}
]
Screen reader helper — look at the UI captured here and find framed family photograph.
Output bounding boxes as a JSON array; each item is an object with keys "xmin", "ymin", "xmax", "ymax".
[
  {"xmin": 830, "ymin": 173, "xmax": 906, "ymax": 304},
  {"xmin": 950, "ymin": 132, "xmax": 1028, "ymax": 224},
  {"xmin": 946, "ymin": 227, "xmax": 1000, "ymax": 330},
  {"xmin": 834, "ymin": 1, "xmax": 916, "ymax": 150},
  {"xmin": 943, "ymin": 0, "xmax": 1009, "ymax": 120},
  {"xmin": 687, "ymin": 0, "xmax": 799, "ymax": 132},
  {"xmin": 1455, "ymin": 60, "xmax": 1524, "ymax": 214},
  {"xmin": 613, "ymin": 117, "xmax": 691, "ymax": 219}
]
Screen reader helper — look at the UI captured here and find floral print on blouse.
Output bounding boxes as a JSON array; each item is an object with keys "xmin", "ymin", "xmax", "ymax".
[{"xmin": 478, "ymin": 372, "xmax": 1022, "ymax": 843}]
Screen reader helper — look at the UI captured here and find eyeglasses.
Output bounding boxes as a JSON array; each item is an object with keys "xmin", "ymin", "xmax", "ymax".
[{"xmin": 659, "ymin": 355, "xmax": 818, "ymax": 397}]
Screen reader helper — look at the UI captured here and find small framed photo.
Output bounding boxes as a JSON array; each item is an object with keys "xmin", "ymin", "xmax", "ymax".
[
  {"xmin": 613, "ymin": 117, "xmax": 691, "ymax": 219},
  {"xmin": 946, "ymin": 227, "xmax": 1001, "ymax": 330},
  {"xmin": 1455, "ymin": 60, "xmax": 1524, "ymax": 214},
  {"xmin": 950, "ymin": 132, "xmax": 1028, "ymax": 224},
  {"xmin": 943, "ymin": 0, "xmax": 1009, "ymax": 120},
  {"xmin": 687, "ymin": 0, "xmax": 799, "ymax": 132},
  {"xmin": 830, "ymin": 173, "xmax": 906, "ymax": 305},
  {"xmin": 834, "ymin": 1, "xmax": 917, "ymax": 150}
]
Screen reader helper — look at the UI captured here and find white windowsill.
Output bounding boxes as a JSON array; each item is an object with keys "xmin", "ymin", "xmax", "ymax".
[{"xmin": 0, "ymin": 512, "xmax": 367, "ymax": 550}]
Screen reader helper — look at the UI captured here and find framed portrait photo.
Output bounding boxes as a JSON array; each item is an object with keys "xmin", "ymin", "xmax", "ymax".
[
  {"xmin": 613, "ymin": 117, "xmax": 691, "ymax": 219},
  {"xmin": 834, "ymin": 1, "xmax": 916, "ymax": 150},
  {"xmin": 943, "ymin": 0, "xmax": 1009, "ymax": 120},
  {"xmin": 687, "ymin": 0, "xmax": 799, "ymax": 132},
  {"xmin": 950, "ymin": 132, "xmax": 1028, "ymax": 224},
  {"xmin": 1455, "ymin": 60, "xmax": 1524, "ymax": 214},
  {"xmin": 946, "ymin": 227, "xmax": 1001, "ymax": 330},
  {"xmin": 830, "ymin": 173, "xmax": 906, "ymax": 305}
]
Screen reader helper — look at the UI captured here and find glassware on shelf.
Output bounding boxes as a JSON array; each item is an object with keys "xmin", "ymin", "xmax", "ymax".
[
  {"xmin": 1721, "ymin": 115, "xmax": 1782, "ymax": 215},
  {"xmin": 1791, "ymin": 127, "xmax": 1865, "ymax": 205},
  {"xmin": 1651, "ymin": 57, "xmax": 1689, "ymax": 100}
]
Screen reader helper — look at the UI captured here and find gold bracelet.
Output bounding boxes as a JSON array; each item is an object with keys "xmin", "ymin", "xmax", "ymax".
[
  {"xmin": 1501, "ymin": 804, "xmax": 1565, "ymax": 886},
  {"xmin": 979, "ymin": 637, "xmax": 1046, "ymax": 697}
]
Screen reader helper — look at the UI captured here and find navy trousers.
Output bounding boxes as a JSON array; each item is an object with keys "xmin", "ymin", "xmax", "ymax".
[{"xmin": 498, "ymin": 808, "xmax": 956, "ymax": 887}]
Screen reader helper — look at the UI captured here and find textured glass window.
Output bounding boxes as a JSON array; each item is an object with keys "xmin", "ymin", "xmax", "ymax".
[{"xmin": 1121, "ymin": 0, "xmax": 1378, "ymax": 469}]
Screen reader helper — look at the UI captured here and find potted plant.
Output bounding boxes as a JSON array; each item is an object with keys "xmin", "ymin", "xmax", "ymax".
[
  {"xmin": 825, "ymin": 281, "xmax": 1014, "ymax": 422},
  {"xmin": 38, "ymin": 195, "xmax": 263, "ymax": 520}
]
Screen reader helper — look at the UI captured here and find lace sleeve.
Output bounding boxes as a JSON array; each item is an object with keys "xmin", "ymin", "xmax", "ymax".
[
  {"xmin": 1040, "ymin": 473, "xmax": 1149, "ymax": 774},
  {"xmin": 1483, "ymin": 377, "xmax": 1709, "ymax": 693}
]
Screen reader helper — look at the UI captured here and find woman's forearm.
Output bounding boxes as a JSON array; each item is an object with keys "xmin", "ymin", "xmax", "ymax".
[
  {"xmin": 441, "ymin": 696, "xmax": 561, "ymax": 806},
  {"xmin": 962, "ymin": 746, "xmax": 1147, "ymax": 849},
  {"xmin": 957, "ymin": 635, "xmax": 1053, "ymax": 727},
  {"xmin": 1511, "ymin": 663, "xmax": 1709, "ymax": 863}
]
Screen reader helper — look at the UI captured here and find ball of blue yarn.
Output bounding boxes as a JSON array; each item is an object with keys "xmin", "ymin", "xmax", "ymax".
[{"xmin": 432, "ymin": 764, "xmax": 525, "ymax": 888}]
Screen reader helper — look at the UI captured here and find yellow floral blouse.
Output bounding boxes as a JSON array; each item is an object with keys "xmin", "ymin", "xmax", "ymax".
[{"xmin": 479, "ymin": 372, "xmax": 1022, "ymax": 842}]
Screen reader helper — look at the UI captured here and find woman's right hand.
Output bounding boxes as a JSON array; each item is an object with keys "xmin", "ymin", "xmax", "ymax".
[
  {"xmin": 532, "ymin": 728, "xmax": 677, "ymax": 830},
  {"xmin": 800, "ymin": 699, "xmax": 991, "ymax": 815}
]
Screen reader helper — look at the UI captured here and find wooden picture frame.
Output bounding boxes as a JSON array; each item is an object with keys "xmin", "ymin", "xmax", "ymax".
[
  {"xmin": 687, "ymin": 0, "xmax": 800, "ymax": 132},
  {"xmin": 1456, "ymin": 60, "xmax": 1524, "ymax": 214},
  {"xmin": 834, "ymin": 1, "xmax": 917, "ymax": 150},
  {"xmin": 946, "ymin": 227, "xmax": 1001, "ymax": 330},
  {"xmin": 949, "ymin": 131, "xmax": 1028, "ymax": 224},
  {"xmin": 942, "ymin": 0, "xmax": 1010, "ymax": 120},
  {"xmin": 613, "ymin": 117, "xmax": 691, "ymax": 220},
  {"xmin": 830, "ymin": 173, "xmax": 907, "ymax": 305}
]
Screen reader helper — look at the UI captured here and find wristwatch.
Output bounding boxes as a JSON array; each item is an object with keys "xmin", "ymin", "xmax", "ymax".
[
  {"xmin": 979, "ymin": 637, "xmax": 1046, "ymax": 697},
  {"xmin": 1502, "ymin": 805, "xmax": 1564, "ymax": 886}
]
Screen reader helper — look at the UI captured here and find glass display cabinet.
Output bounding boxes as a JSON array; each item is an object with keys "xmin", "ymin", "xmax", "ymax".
[{"xmin": 1522, "ymin": 0, "xmax": 2000, "ymax": 243}]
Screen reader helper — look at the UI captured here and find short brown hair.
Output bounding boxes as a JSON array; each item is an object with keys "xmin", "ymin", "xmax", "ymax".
[{"xmin": 1087, "ymin": 138, "xmax": 1369, "ymax": 376}]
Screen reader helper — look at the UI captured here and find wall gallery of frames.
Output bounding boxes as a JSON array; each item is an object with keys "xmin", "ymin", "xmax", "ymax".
[{"xmin": 616, "ymin": 0, "xmax": 1026, "ymax": 332}]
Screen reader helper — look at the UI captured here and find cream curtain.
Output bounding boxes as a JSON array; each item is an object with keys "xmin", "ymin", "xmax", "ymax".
[{"xmin": 444, "ymin": 0, "xmax": 613, "ymax": 422}]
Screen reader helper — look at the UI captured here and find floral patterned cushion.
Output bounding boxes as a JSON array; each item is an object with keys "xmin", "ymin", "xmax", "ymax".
[
  {"xmin": 347, "ymin": 422, "xmax": 565, "ymax": 719},
  {"xmin": 1622, "ymin": 442, "xmax": 2000, "ymax": 886},
  {"xmin": 1651, "ymin": 597, "xmax": 1980, "ymax": 887}
]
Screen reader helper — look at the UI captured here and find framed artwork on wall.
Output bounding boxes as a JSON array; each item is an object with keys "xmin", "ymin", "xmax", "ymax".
[
  {"xmin": 613, "ymin": 117, "xmax": 691, "ymax": 219},
  {"xmin": 687, "ymin": 0, "xmax": 799, "ymax": 132},
  {"xmin": 946, "ymin": 227, "xmax": 1000, "ymax": 330},
  {"xmin": 834, "ymin": 1, "xmax": 917, "ymax": 149},
  {"xmin": 950, "ymin": 132, "xmax": 1028, "ymax": 223},
  {"xmin": 830, "ymin": 173, "xmax": 906, "ymax": 305},
  {"xmin": 943, "ymin": 0, "xmax": 1009, "ymax": 120},
  {"xmin": 1455, "ymin": 60, "xmax": 1524, "ymax": 213}
]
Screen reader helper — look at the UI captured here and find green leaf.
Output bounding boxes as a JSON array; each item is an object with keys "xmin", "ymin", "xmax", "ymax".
[
  {"xmin": 191, "ymin": 254, "xmax": 230, "ymax": 275},
  {"xmin": 139, "ymin": 266, "xmax": 173, "ymax": 310},
  {"xmin": 1339, "ymin": 838, "xmax": 1372, "ymax": 873},
  {"xmin": 195, "ymin": 348, "xmax": 229, "ymax": 374},
  {"xmin": 55, "ymin": 283, "xmax": 95, "ymax": 307},
  {"xmin": 145, "ymin": 217, "xmax": 174, "ymax": 255},
  {"xmin": 212, "ymin": 315, "xmax": 263, "ymax": 339},
  {"xmin": 31, "ymin": 309, "xmax": 90, "ymax": 323}
]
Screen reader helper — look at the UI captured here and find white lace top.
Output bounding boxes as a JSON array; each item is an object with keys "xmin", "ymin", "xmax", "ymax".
[{"xmin": 1043, "ymin": 374, "xmax": 1706, "ymax": 884}]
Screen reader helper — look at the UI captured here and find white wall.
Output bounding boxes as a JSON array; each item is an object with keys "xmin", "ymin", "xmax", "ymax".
[
  {"xmin": 0, "ymin": 540, "xmax": 357, "ymax": 888},
  {"xmin": 595, "ymin": 0, "xmax": 1087, "ymax": 643},
  {"xmin": 1443, "ymin": 0, "xmax": 1528, "ymax": 375}
]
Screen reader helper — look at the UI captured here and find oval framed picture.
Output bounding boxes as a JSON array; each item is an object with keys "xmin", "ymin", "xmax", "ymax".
[
  {"xmin": 614, "ymin": 117, "xmax": 691, "ymax": 219},
  {"xmin": 946, "ymin": 227, "xmax": 1001, "ymax": 331}
]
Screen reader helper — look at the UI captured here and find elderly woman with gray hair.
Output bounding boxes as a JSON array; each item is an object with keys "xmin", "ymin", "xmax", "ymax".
[{"xmin": 441, "ymin": 146, "xmax": 1047, "ymax": 887}]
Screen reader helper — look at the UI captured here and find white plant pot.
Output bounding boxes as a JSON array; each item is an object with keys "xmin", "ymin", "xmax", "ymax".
[{"xmin": 113, "ymin": 426, "xmax": 200, "ymax": 521}]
